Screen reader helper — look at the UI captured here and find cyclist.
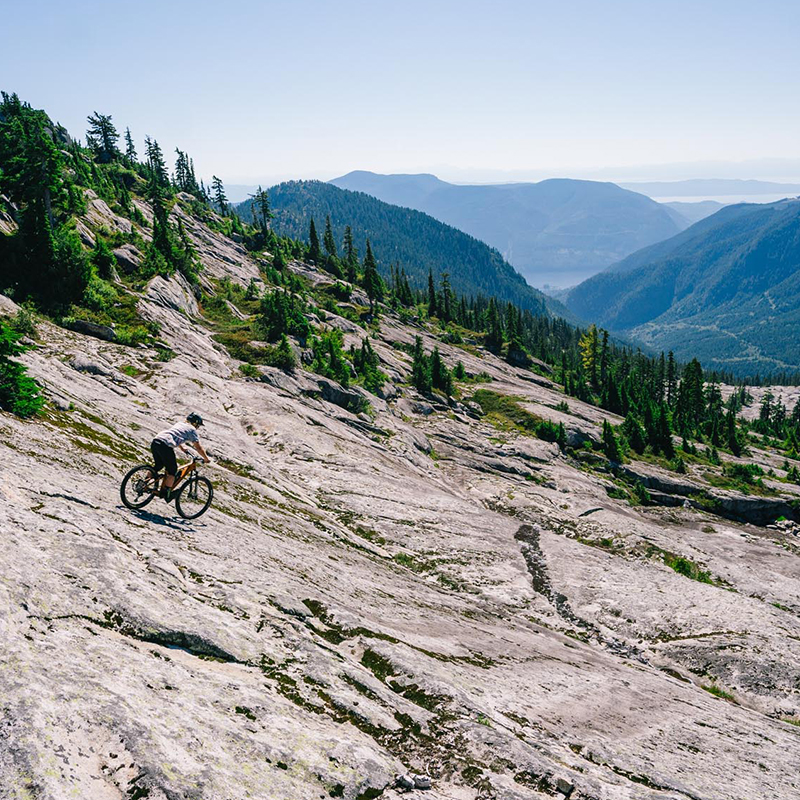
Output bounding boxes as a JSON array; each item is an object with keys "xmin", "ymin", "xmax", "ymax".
[{"xmin": 150, "ymin": 413, "xmax": 210, "ymax": 502}]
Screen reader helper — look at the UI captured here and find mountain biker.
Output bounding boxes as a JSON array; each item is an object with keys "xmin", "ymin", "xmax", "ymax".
[{"xmin": 150, "ymin": 413, "xmax": 210, "ymax": 501}]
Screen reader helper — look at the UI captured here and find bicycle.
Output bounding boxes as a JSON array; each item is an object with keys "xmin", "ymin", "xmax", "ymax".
[{"xmin": 120, "ymin": 456, "xmax": 214, "ymax": 519}]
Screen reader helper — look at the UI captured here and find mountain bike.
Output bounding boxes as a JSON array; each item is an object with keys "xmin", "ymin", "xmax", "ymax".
[{"xmin": 120, "ymin": 456, "xmax": 214, "ymax": 519}]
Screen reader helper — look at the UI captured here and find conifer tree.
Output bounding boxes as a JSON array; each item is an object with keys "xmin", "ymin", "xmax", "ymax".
[
  {"xmin": 361, "ymin": 239, "xmax": 384, "ymax": 314},
  {"xmin": 600, "ymin": 329, "xmax": 610, "ymax": 387},
  {"xmin": 484, "ymin": 298, "xmax": 503, "ymax": 352},
  {"xmin": 249, "ymin": 186, "xmax": 273, "ymax": 232},
  {"xmin": 306, "ymin": 217, "xmax": 322, "ymax": 264},
  {"xmin": 579, "ymin": 324, "xmax": 600, "ymax": 389},
  {"xmin": 323, "ymin": 215, "xmax": 337, "ymax": 258},
  {"xmin": 211, "ymin": 175, "xmax": 228, "ymax": 216},
  {"xmin": 343, "ymin": 225, "xmax": 358, "ymax": 282},
  {"xmin": 430, "ymin": 346, "xmax": 453, "ymax": 396},
  {"xmin": 602, "ymin": 419, "xmax": 623, "ymax": 462},
  {"xmin": 623, "ymin": 413, "xmax": 646, "ymax": 454},
  {"xmin": 412, "ymin": 336, "xmax": 432, "ymax": 394},
  {"xmin": 0, "ymin": 319, "xmax": 43, "ymax": 417},
  {"xmin": 124, "ymin": 127, "xmax": 137, "ymax": 164},
  {"xmin": 666, "ymin": 351, "xmax": 677, "ymax": 407},
  {"xmin": 440, "ymin": 272, "xmax": 453, "ymax": 322},
  {"xmin": 86, "ymin": 112, "xmax": 119, "ymax": 163},
  {"xmin": 427, "ymin": 269, "xmax": 438, "ymax": 317}
]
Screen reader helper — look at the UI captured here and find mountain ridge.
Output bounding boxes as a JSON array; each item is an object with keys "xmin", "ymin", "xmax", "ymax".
[
  {"xmin": 238, "ymin": 179, "xmax": 575, "ymax": 319},
  {"xmin": 330, "ymin": 170, "xmax": 684, "ymax": 288},
  {"xmin": 566, "ymin": 199, "xmax": 800, "ymax": 373}
]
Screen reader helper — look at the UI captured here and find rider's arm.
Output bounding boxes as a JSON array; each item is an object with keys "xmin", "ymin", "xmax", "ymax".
[{"xmin": 191, "ymin": 441, "xmax": 210, "ymax": 463}]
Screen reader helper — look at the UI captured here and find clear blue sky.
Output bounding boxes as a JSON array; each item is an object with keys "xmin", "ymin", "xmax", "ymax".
[{"xmin": 3, "ymin": 0, "xmax": 799, "ymax": 185}]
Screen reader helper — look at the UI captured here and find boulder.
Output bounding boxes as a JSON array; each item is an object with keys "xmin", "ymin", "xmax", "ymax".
[
  {"xmin": 317, "ymin": 379, "xmax": 369, "ymax": 414},
  {"xmin": 113, "ymin": 244, "xmax": 143, "ymax": 274},
  {"xmin": 64, "ymin": 319, "xmax": 116, "ymax": 343},
  {"xmin": 69, "ymin": 353, "xmax": 113, "ymax": 376}
]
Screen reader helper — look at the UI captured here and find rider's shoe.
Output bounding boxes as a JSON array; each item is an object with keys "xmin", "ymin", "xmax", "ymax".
[{"xmin": 162, "ymin": 488, "xmax": 174, "ymax": 503}]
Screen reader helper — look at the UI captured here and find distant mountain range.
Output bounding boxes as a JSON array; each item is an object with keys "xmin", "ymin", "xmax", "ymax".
[
  {"xmin": 620, "ymin": 179, "xmax": 800, "ymax": 198},
  {"xmin": 240, "ymin": 180, "xmax": 570, "ymax": 317},
  {"xmin": 329, "ymin": 171, "xmax": 684, "ymax": 289},
  {"xmin": 565, "ymin": 199, "xmax": 800, "ymax": 375},
  {"xmin": 662, "ymin": 200, "xmax": 725, "ymax": 226}
]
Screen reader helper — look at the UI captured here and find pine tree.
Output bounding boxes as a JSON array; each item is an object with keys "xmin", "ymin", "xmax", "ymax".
[
  {"xmin": 361, "ymin": 239, "xmax": 384, "ymax": 314},
  {"xmin": 484, "ymin": 298, "xmax": 503, "ymax": 352},
  {"xmin": 440, "ymin": 272, "xmax": 453, "ymax": 322},
  {"xmin": 602, "ymin": 419, "xmax": 623, "ymax": 462},
  {"xmin": 211, "ymin": 175, "xmax": 228, "ymax": 216},
  {"xmin": 124, "ymin": 127, "xmax": 137, "ymax": 164},
  {"xmin": 430, "ymin": 346, "xmax": 453, "ymax": 396},
  {"xmin": 579, "ymin": 324, "xmax": 600, "ymax": 389},
  {"xmin": 343, "ymin": 225, "xmax": 358, "ymax": 282},
  {"xmin": 323, "ymin": 215, "xmax": 337, "ymax": 258},
  {"xmin": 249, "ymin": 186, "xmax": 273, "ymax": 232},
  {"xmin": 306, "ymin": 217, "xmax": 322, "ymax": 264},
  {"xmin": 0, "ymin": 319, "xmax": 43, "ymax": 417},
  {"xmin": 86, "ymin": 112, "xmax": 119, "ymax": 163},
  {"xmin": 427, "ymin": 269, "xmax": 438, "ymax": 317},
  {"xmin": 412, "ymin": 336, "xmax": 432, "ymax": 394},
  {"xmin": 666, "ymin": 351, "xmax": 677, "ymax": 407},
  {"xmin": 622, "ymin": 413, "xmax": 646, "ymax": 454}
]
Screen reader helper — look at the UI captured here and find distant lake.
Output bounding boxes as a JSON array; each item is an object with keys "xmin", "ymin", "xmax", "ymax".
[{"xmin": 653, "ymin": 193, "xmax": 799, "ymax": 204}]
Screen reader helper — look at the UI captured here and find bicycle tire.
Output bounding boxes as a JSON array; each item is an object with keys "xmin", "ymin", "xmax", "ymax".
[
  {"xmin": 120, "ymin": 464, "xmax": 158, "ymax": 509},
  {"xmin": 175, "ymin": 475, "xmax": 213, "ymax": 519}
]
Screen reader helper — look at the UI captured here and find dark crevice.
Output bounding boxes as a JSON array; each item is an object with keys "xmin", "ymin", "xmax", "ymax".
[
  {"xmin": 33, "ymin": 611, "xmax": 244, "ymax": 665},
  {"xmin": 514, "ymin": 524, "xmax": 644, "ymax": 662}
]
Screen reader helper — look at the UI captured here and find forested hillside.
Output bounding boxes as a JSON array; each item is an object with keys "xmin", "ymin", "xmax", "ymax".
[
  {"xmin": 237, "ymin": 180, "xmax": 564, "ymax": 316},
  {"xmin": 330, "ymin": 170, "xmax": 683, "ymax": 287},
  {"xmin": 566, "ymin": 199, "xmax": 800, "ymax": 374}
]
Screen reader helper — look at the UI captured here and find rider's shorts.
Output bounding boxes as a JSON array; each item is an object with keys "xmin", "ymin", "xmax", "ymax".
[{"xmin": 150, "ymin": 439, "xmax": 178, "ymax": 476}]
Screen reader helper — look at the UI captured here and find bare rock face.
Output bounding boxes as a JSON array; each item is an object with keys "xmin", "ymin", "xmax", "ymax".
[
  {"xmin": 3, "ymin": 229, "xmax": 800, "ymax": 799},
  {"xmin": 145, "ymin": 273, "xmax": 200, "ymax": 317},
  {"xmin": 113, "ymin": 243, "xmax": 143, "ymax": 273}
]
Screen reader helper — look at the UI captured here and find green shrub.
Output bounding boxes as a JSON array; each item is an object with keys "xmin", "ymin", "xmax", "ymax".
[
  {"xmin": 239, "ymin": 363, "xmax": 260, "ymax": 379},
  {"xmin": 91, "ymin": 237, "xmax": 116, "ymax": 279},
  {"xmin": 115, "ymin": 325, "xmax": 150, "ymax": 346},
  {"xmin": 310, "ymin": 329, "xmax": 350, "ymax": 385},
  {"xmin": 257, "ymin": 289, "xmax": 310, "ymax": 343},
  {"xmin": 351, "ymin": 337, "xmax": 386, "ymax": 393},
  {"xmin": 10, "ymin": 305, "xmax": 37, "ymax": 338},
  {"xmin": 0, "ymin": 319, "xmax": 43, "ymax": 417},
  {"xmin": 83, "ymin": 274, "xmax": 118, "ymax": 312}
]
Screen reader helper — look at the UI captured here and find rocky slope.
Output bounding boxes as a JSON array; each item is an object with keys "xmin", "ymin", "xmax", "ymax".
[{"xmin": 2, "ymin": 204, "xmax": 800, "ymax": 800}]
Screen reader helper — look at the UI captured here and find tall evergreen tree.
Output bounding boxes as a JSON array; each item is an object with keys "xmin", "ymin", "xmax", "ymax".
[
  {"xmin": 361, "ymin": 239, "xmax": 383, "ymax": 313},
  {"xmin": 211, "ymin": 175, "xmax": 228, "ymax": 216},
  {"xmin": 323, "ymin": 215, "xmax": 337, "ymax": 258},
  {"xmin": 124, "ymin": 127, "xmax": 137, "ymax": 164},
  {"xmin": 343, "ymin": 225, "xmax": 358, "ymax": 282},
  {"xmin": 427, "ymin": 269, "xmax": 438, "ymax": 317},
  {"xmin": 666, "ymin": 351, "xmax": 678, "ymax": 407},
  {"xmin": 86, "ymin": 112, "xmax": 120, "ymax": 163},
  {"xmin": 579, "ymin": 324, "xmax": 600, "ymax": 389},
  {"xmin": 307, "ymin": 217, "xmax": 322, "ymax": 264},
  {"xmin": 249, "ymin": 186, "xmax": 274, "ymax": 232}
]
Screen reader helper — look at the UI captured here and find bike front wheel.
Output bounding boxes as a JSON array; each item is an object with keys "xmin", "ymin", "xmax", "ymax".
[
  {"xmin": 175, "ymin": 476, "xmax": 213, "ymax": 519},
  {"xmin": 120, "ymin": 464, "xmax": 158, "ymax": 509}
]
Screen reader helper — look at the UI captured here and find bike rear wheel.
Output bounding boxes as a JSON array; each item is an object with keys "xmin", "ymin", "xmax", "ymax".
[
  {"xmin": 175, "ymin": 476, "xmax": 213, "ymax": 519},
  {"xmin": 120, "ymin": 464, "xmax": 158, "ymax": 509}
]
